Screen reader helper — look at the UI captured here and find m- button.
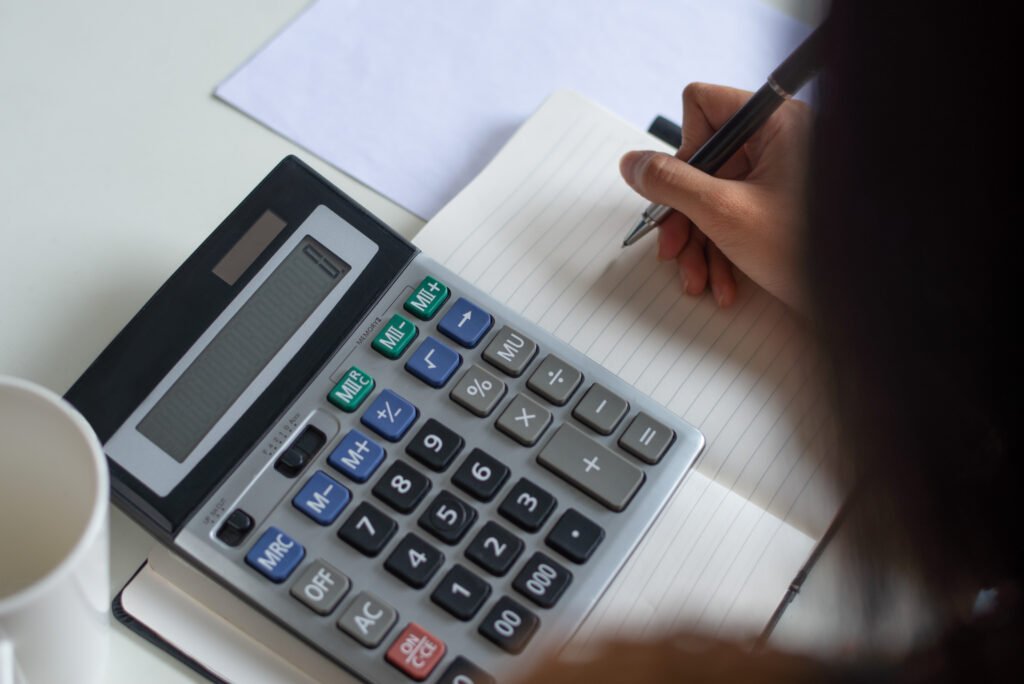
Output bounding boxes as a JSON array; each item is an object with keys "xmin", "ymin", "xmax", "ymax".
[{"xmin": 482, "ymin": 326, "xmax": 537, "ymax": 377}]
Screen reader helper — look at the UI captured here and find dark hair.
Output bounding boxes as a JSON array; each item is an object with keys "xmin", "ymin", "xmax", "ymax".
[{"xmin": 806, "ymin": 0, "xmax": 1017, "ymax": 628}]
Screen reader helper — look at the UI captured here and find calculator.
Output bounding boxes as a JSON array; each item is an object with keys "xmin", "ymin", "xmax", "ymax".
[{"xmin": 67, "ymin": 157, "xmax": 704, "ymax": 683}]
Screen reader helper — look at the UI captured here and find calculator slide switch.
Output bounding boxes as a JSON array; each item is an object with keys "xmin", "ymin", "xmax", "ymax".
[
  {"xmin": 274, "ymin": 425, "xmax": 326, "ymax": 478},
  {"xmin": 215, "ymin": 508, "xmax": 253, "ymax": 547}
]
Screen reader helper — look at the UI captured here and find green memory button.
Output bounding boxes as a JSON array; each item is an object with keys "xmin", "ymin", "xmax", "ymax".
[
  {"xmin": 403, "ymin": 276, "xmax": 449, "ymax": 320},
  {"xmin": 328, "ymin": 366, "xmax": 375, "ymax": 412},
  {"xmin": 371, "ymin": 314, "xmax": 418, "ymax": 359}
]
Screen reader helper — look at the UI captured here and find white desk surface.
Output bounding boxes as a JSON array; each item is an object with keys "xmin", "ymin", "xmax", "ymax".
[{"xmin": 1, "ymin": 1, "xmax": 824, "ymax": 681}]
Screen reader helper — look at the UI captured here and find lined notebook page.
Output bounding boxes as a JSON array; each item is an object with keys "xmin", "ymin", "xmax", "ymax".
[{"xmin": 414, "ymin": 90, "xmax": 840, "ymax": 635}]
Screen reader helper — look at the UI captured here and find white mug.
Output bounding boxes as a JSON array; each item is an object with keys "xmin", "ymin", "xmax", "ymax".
[{"xmin": 0, "ymin": 376, "xmax": 110, "ymax": 684}]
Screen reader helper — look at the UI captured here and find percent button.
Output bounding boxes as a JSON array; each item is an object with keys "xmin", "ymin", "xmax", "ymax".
[{"xmin": 450, "ymin": 364, "xmax": 507, "ymax": 417}]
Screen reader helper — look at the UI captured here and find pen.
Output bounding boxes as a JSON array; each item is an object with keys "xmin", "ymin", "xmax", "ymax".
[{"xmin": 622, "ymin": 24, "xmax": 825, "ymax": 247}]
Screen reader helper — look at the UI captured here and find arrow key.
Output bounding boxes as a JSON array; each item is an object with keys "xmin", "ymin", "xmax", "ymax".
[
  {"xmin": 405, "ymin": 336, "xmax": 461, "ymax": 388},
  {"xmin": 438, "ymin": 297, "xmax": 493, "ymax": 348}
]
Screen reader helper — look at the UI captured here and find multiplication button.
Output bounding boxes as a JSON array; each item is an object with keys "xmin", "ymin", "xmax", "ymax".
[
  {"xmin": 526, "ymin": 354, "xmax": 582, "ymax": 406},
  {"xmin": 618, "ymin": 413, "xmax": 675, "ymax": 464},
  {"xmin": 495, "ymin": 394, "xmax": 551, "ymax": 446}
]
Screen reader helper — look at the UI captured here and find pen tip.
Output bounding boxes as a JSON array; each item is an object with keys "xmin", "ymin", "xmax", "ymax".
[{"xmin": 622, "ymin": 218, "xmax": 648, "ymax": 248}]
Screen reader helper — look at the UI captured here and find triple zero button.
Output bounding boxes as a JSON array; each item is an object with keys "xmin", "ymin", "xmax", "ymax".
[{"xmin": 538, "ymin": 425, "xmax": 644, "ymax": 512}]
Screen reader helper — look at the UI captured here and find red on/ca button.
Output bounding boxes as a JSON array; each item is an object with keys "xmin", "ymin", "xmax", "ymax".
[{"xmin": 385, "ymin": 623, "xmax": 446, "ymax": 681}]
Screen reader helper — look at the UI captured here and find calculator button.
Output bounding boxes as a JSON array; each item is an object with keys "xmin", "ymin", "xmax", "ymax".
[
  {"xmin": 513, "ymin": 552, "xmax": 572, "ymax": 608},
  {"xmin": 216, "ymin": 508, "xmax": 253, "ymax": 547},
  {"xmin": 526, "ymin": 354, "xmax": 582, "ymax": 406},
  {"xmin": 404, "ymin": 275, "xmax": 450, "ymax": 320},
  {"xmin": 431, "ymin": 564, "xmax": 491, "ymax": 620},
  {"xmin": 328, "ymin": 429, "xmax": 385, "ymax": 483},
  {"xmin": 618, "ymin": 412, "xmax": 675, "ymax": 464},
  {"xmin": 495, "ymin": 394, "xmax": 552, "ymax": 446},
  {"xmin": 406, "ymin": 419, "xmax": 464, "ymax": 471},
  {"xmin": 437, "ymin": 657, "xmax": 495, "ymax": 684},
  {"xmin": 289, "ymin": 559, "xmax": 350, "ymax": 615},
  {"xmin": 273, "ymin": 425, "xmax": 326, "ymax": 478},
  {"xmin": 478, "ymin": 597, "xmax": 539, "ymax": 654},
  {"xmin": 438, "ymin": 297, "xmax": 493, "ymax": 348},
  {"xmin": 418, "ymin": 490, "xmax": 477, "ymax": 544},
  {"xmin": 372, "ymin": 461, "xmax": 431, "ymax": 514},
  {"xmin": 572, "ymin": 383, "xmax": 629, "ymax": 436},
  {"xmin": 482, "ymin": 326, "xmax": 537, "ymax": 377},
  {"xmin": 245, "ymin": 527, "xmax": 305, "ymax": 583},
  {"xmin": 498, "ymin": 478, "xmax": 556, "ymax": 532},
  {"xmin": 372, "ymin": 313, "xmax": 419, "ymax": 359},
  {"xmin": 405, "ymin": 336, "xmax": 461, "ymax": 388},
  {"xmin": 292, "ymin": 471, "xmax": 350, "ymax": 525},
  {"xmin": 362, "ymin": 389, "xmax": 418, "ymax": 442},
  {"xmin": 538, "ymin": 424, "xmax": 644, "ymax": 512},
  {"xmin": 327, "ymin": 366, "xmax": 375, "ymax": 412},
  {"xmin": 465, "ymin": 521, "xmax": 524, "ymax": 576},
  {"xmin": 386, "ymin": 623, "xmax": 447, "ymax": 681},
  {"xmin": 450, "ymin": 365, "xmax": 506, "ymax": 417},
  {"xmin": 452, "ymin": 448, "xmax": 509, "ymax": 502},
  {"xmin": 385, "ymin": 533, "xmax": 445, "ymax": 588},
  {"xmin": 545, "ymin": 509, "xmax": 604, "ymax": 563},
  {"xmin": 337, "ymin": 591, "xmax": 398, "ymax": 648},
  {"xmin": 337, "ymin": 502, "xmax": 398, "ymax": 557}
]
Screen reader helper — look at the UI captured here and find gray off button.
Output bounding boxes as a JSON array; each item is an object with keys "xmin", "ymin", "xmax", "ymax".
[
  {"xmin": 289, "ymin": 559, "xmax": 350, "ymax": 615},
  {"xmin": 538, "ymin": 424, "xmax": 644, "ymax": 512},
  {"xmin": 483, "ymin": 326, "xmax": 537, "ymax": 377}
]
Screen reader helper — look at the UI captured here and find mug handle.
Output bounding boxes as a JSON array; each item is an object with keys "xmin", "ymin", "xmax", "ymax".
[{"xmin": 1, "ymin": 638, "xmax": 21, "ymax": 684}]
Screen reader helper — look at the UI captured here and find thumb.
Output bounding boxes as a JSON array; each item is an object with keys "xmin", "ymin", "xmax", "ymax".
[{"xmin": 620, "ymin": 150, "xmax": 735, "ymax": 238}]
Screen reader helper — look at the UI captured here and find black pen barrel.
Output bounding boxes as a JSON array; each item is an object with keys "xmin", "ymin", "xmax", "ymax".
[{"xmin": 688, "ymin": 83, "xmax": 783, "ymax": 174}]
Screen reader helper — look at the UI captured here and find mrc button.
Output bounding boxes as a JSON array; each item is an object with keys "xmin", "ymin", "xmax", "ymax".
[{"xmin": 245, "ymin": 527, "xmax": 305, "ymax": 583}]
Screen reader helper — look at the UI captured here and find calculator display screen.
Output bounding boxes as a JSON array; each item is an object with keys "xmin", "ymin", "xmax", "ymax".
[{"xmin": 137, "ymin": 237, "xmax": 350, "ymax": 462}]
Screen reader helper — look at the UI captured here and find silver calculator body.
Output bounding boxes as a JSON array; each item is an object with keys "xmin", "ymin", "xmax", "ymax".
[{"xmin": 67, "ymin": 158, "xmax": 704, "ymax": 683}]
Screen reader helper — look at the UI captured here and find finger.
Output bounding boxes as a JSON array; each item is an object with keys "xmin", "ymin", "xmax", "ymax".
[
  {"xmin": 678, "ymin": 83, "xmax": 755, "ymax": 180},
  {"xmin": 620, "ymin": 151, "xmax": 742, "ymax": 245},
  {"xmin": 656, "ymin": 212, "xmax": 691, "ymax": 261},
  {"xmin": 707, "ymin": 241, "xmax": 737, "ymax": 307},
  {"xmin": 677, "ymin": 228, "xmax": 708, "ymax": 295}
]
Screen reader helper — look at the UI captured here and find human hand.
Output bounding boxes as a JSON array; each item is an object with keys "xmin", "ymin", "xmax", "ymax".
[{"xmin": 620, "ymin": 83, "xmax": 812, "ymax": 311}]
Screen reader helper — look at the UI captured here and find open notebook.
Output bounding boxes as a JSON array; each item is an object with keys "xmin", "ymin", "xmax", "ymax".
[{"xmin": 117, "ymin": 90, "xmax": 842, "ymax": 681}]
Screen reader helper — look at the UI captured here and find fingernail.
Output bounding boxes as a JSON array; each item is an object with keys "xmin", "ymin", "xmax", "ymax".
[{"xmin": 679, "ymin": 268, "xmax": 689, "ymax": 293}]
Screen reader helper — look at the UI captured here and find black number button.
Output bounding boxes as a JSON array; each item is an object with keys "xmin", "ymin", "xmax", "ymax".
[
  {"xmin": 406, "ymin": 419, "xmax": 464, "ymax": 471},
  {"xmin": 465, "ymin": 521, "xmax": 523, "ymax": 576},
  {"xmin": 430, "ymin": 564, "xmax": 491, "ymax": 621},
  {"xmin": 478, "ymin": 596, "xmax": 539, "ymax": 654},
  {"xmin": 452, "ymin": 448, "xmax": 509, "ymax": 502},
  {"xmin": 418, "ymin": 490, "xmax": 477, "ymax": 544},
  {"xmin": 512, "ymin": 552, "xmax": 572, "ymax": 608},
  {"xmin": 372, "ymin": 461, "xmax": 431, "ymax": 513},
  {"xmin": 498, "ymin": 478, "xmax": 556, "ymax": 532},
  {"xmin": 545, "ymin": 508, "xmax": 604, "ymax": 563},
  {"xmin": 337, "ymin": 502, "xmax": 397, "ymax": 557},
  {"xmin": 437, "ymin": 656, "xmax": 495, "ymax": 684},
  {"xmin": 384, "ymin": 533, "xmax": 444, "ymax": 588}
]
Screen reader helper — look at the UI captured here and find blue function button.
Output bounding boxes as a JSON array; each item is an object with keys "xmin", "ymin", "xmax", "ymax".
[
  {"xmin": 245, "ymin": 527, "xmax": 305, "ymax": 583},
  {"xmin": 361, "ymin": 389, "xmax": 418, "ymax": 442},
  {"xmin": 438, "ymin": 297, "xmax": 493, "ymax": 348},
  {"xmin": 292, "ymin": 471, "xmax": 351, "ymax": 525},
  {"xmin": 328, "ymin": 429, "xmax": 386, "ymax": 483},
  {"xmin": 405, "ymin": 336, "xmax": 462, "ymax": 388}
]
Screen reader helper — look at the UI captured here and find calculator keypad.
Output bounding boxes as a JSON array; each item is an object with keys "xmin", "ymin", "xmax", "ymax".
[
  {"xmin": 290, "ymin": 559, "xmax": 350, "ymax": 615},
  {"xmin": 373, "ymin": 461, "xmax": 431, "ymax": 513},
  {"xmin": 337, "ymin": 502, "xmax": 398, "ymax": 557},
  {"xmin": 385, "ymin": 533, "xmax": 445, "ymax": 588},
  {"xmin": 498, "ymin": 478, "xmax": 556, "ymax": 532},
  {"xmin": 418, "ymin": 490, "xmax": 477, "ymax": 544},
  {"xmin": 431, "ymin": 564, "xmax": 491, "ymax": 620},
  {"xmin": 465, "ymin": 521, "xmax": 524, "ymax": 577},
  {"xmin": 495, "ymin": 394, "xmax": 551, "ymax": 446},
  {"xmin": 478, "ymin": 597, "xmax": 539, "ymax": 654},
  {"xmin": 452, "ymin": 449, "xmax": 509, "ymax": 502},
  {"xmin": 362, "ymin": 389, "xmax": 418, "ymax": 441},
  {"xmin": 406, "ymin": 419, "xmax": 464, "ymax": 471},
  {"xmin": 338, "ymin": 591, "xmax": 398, "ymax": 647},
  {"xmin": 481, "ymin": 326, "xmax": 537, "ymax": 377},
  {"xmin": 405, "ymin": 336, "xmax": 461, "ymax": 388}
]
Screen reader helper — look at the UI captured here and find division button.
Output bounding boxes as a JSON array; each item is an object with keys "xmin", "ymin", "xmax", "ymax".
[
  {"xmin": 245, "ymin": 527, "xmax": 305, "ymax": 583},
  {"xmin": 572, "ymin": 383, "xmax": 629, "ymax": 436},
  {"xmin": 538, "ymin": 424, "xmax": 644, "ymax": 512},
  {"xmin": 290, "ymin": 559, "xmax": 350, "ymax": 615},
  {"xmin": 618, "ymin": 413, "xmax": 676, "ymax": 464},
  {"xmin": 482, "ymin": 326, "xmax": 538, "ymax": 377},
  {"xmin": 438, "ymin": 297, "xmax": 493, "ymax": 348},
  {"xmin": 526, "ymin": 354, "xmax": 582, "ymax": 406},
  {"xmin": 452, "ymin": 448, "xmax": 509, "ymax": 502},
  {"xmin": 437, "ymin": 656, "xmax": 495, "ymax": 684},
  {"xmin": 291, "ymin": 471, "xmax": 351, "ymax": 525},
  {"xmin": 327, "ymin": 429, "xmax": 385, "ymax": 483},
  {"xmin": 431, "ymin": 564, "xmax": 491, "ymax": 620},
  {"xmin": 405, "ymin": 336, "xmax": 462, "ymax": 388},
  {"xmin": 385, "ymin": 533, "xmax": 445, "ymax": 589},
  {"xmin": 495, "ymin": 394, "xmax": 552, "ymax": 446},
  {"xmin": 406, "ymin": 419, "xmax": 464, "ymax": 471},
  {"xmin": 372, "ymin": 461, "xmax": 431, "ymax": 514},
  {"xmin": 478, "ymin": 596, "xmax": 539, "ymax": 654},
  {"xmin": 372, "ymin": 313, "xmax": 419, "ymax": 359},
  {"xmin": 386, "ymin": 623, "xmax": 447, "ymax": 681},
  {"xmin": 513, "ymin": 552, "xmax": 572, "ymax": 608},
  {"xmin": 337, "ymin": 591, "xmax": 398, "ymax": 648},
  {"xmin": 498, "ymin": 478, "xmax": 556, "ymax": 532},
  {"xmin": 465, "ymin": 521, "xmax": 524, "ymax": 577},
  {"xmin": 337, "ymin": 501, "xmax": 398, "ymax": 557},
  {"xmin": 327, "ymin": 366, "xmax": 375, "ymax": 412},
  {"xmin": 361, "ymin": 389, "xmax": 418, "ymax": 442},
  {"xmin": 545, "ymin": 509, "xmax": 604, "ymax": 564},
  {"xmin": 450, "ymin": 365, "xmax": 506, "ymax": 417},
  {"xmin": 404, "ymin": 275, "xmax": 450, "ymax": 320}
]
